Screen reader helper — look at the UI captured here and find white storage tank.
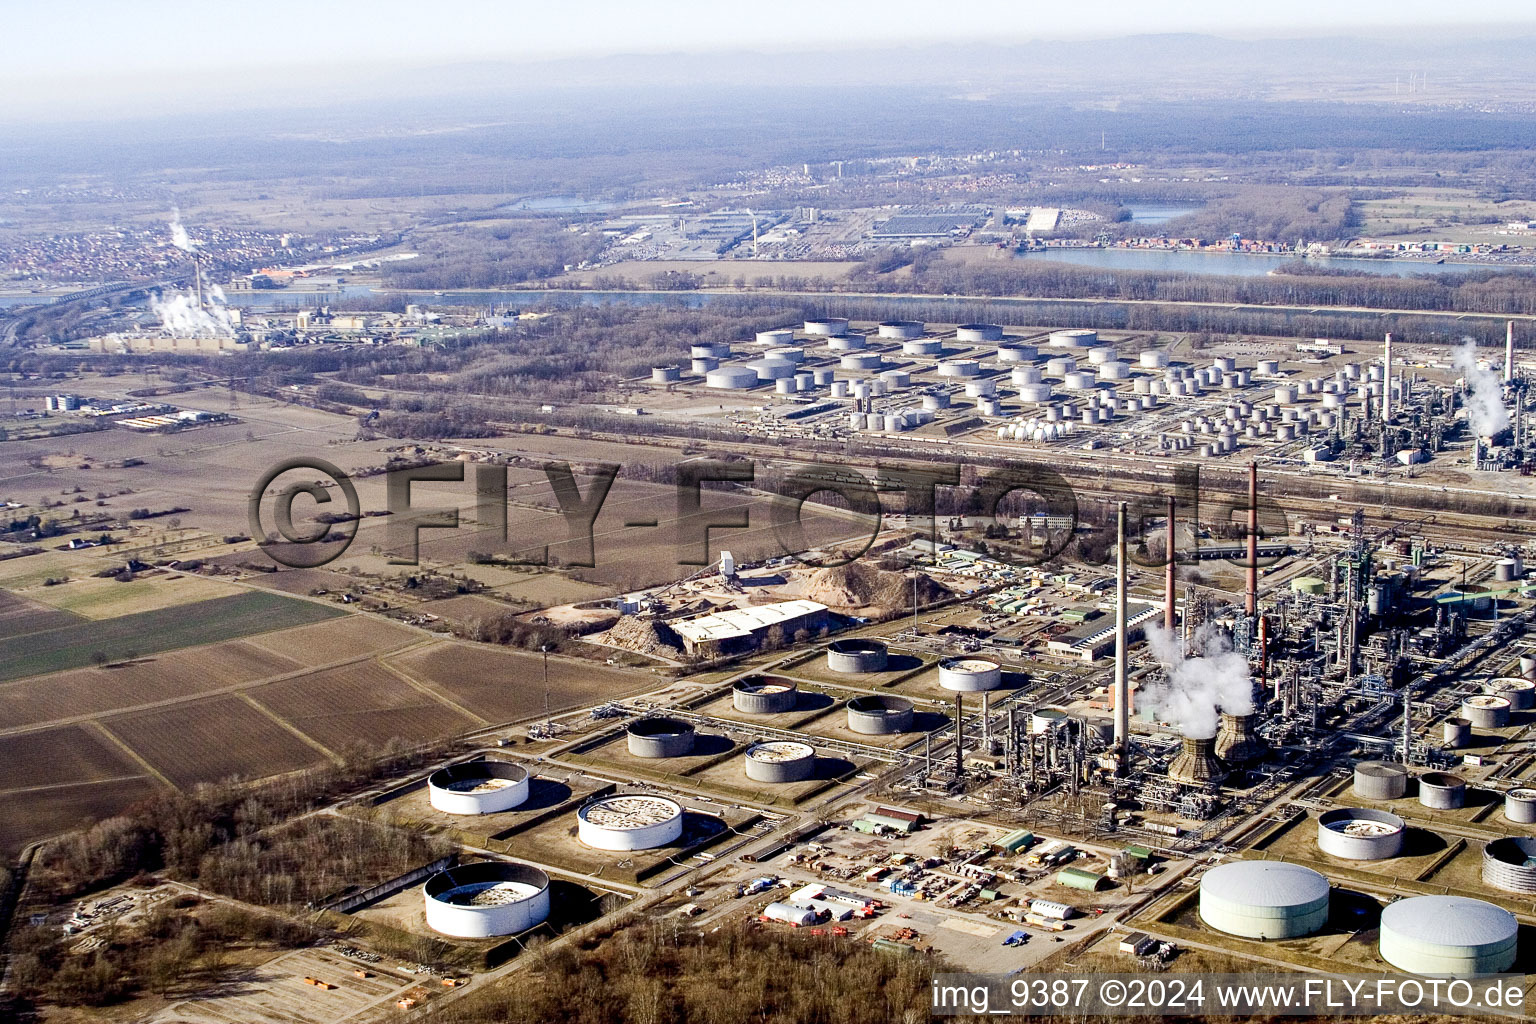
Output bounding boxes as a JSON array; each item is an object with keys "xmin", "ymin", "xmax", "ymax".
[
  {"xmin": 577, "ymin": 794, "xmax": 685, "ymax": 851},
  {"xmin": 767, "ymin": 346, "xmax": 804, "ymax": 364},
  {"xmin": 937, "ymin": 359, "xmax": 981, "ymax": 377},
  {"xmin": 706, "ymin": 366, "xmax": 759, "ymax": 389},
  {"xmin": 755, "ymin": 330, "xmax": 795, "ymax": 347},
  {"xmin": 1139, "ymin": 350, "xmax": 1170, "ymax": 369},
  {"xmin": 1198, "ymin": 862, "xmax": 1330, "ymax": 940},
  {"xmin": 1087, "ymin": 346, "xmax": 1117, "ymax": 365},
  {"xmin": 828, "ymin": 334, "xmax": 867, "ymax": 351},
  {"xmin": 965, "ymin": 379, "xmax": 997, "ymax": 398},
  {"xmin": 428, "ymin": 760, "xmax": 532, "ymax": 815},
  {"xmin": 880, "ymin": 369, "xmax": 911, "ymax": 388},
  {"xmin": 956, "ymin": 323, "xmax": 1004, "ymax": 342},
  {"xmin": 694, "ymin": 342, "xmax": 733, "ymax": 359},
  {"xmin": 878, "ymin": 320, "xmax": 925, "ymax": 340},
  {"xmin": 1049, "ymin": 329, "xmax": 1098, "ymax": 348},
  {"xmin": 1011, "ymin": 365, "xmax": 1043, "ymax": 385},
  {"xmin": 747, "ymin": 359, "xmax": 795, "ymax": 381},
  {"xmin": 840, "ymin": 352, "xmax": 882, "ymax": 371},
  {"xmin": 1098, "ymin": 361, "xmax": 1130, "ymax": 380},
  {"xmin": 775, "ymin": 378, "xmax": 796, "ymax": 395},
  {"xmin": 1274, "ymin": 386, "xmax": 1298, "ymax": 405},
  {"xmin": 1378, "ymin": 896, "xmax": 1518, "ymax": 977},
  {"xmin": 904, "ymin": 338, "xmax": 942, "ymax": 356},
  {"xmin": 1462, "ymin": 694, "xmax": 1511, "ymax": 728},
  {"xmin": 1317, "ymin": 807, "xmax": 1405, "ymax": 860},
  {"xmin": 922, "ymin": 391, "xmax": 952, "ymax": 410},
  {"xmin": 996, "ymin": 344, "xmax": 1037, "ymax": 363},
  {"xmin": 813, "ymin": 368, "xmax": 836, "ymax": 386},
  {"xmin": 691, "ymin": 357, "xmax": 718, "ymax": 374},
  {"xmin": 831, "ymin": 381, "xmax": 850, "ymax": 398},
  {"xmin": 1045, "ymin": 356, "xmax": 1077, "ymax": 377},
  {"xmin": 803, "ymin": 318, "xmax": 849, "ymax": 337},
  {"xmin": 1063, "ymin": 371, "xmax": 1097, "ymax": 390},
  {"xmin": 939, "ymin": 657, "xmax": 1002, "ymax": 691},
  {"xmin": 424, "ymin": 862, "xmax": 551, "ymax": 938}
]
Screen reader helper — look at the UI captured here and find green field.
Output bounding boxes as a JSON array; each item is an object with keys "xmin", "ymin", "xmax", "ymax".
[{"xmin": 0, "ymin": 591, "xmax": 346, "ymax": 681}]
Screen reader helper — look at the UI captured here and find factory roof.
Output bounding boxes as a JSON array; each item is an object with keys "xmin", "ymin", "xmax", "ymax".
[
  {"xmin": 1050, "ymin": 602, "xmax": 1160, "ymax": 650},
  {"xmin": 670, "ymin": 600, "xmax": 827, "ymax": 644}
]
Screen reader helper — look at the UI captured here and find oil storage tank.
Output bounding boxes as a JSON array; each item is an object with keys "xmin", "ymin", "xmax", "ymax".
[
  {"xmin": 1418, "ymin": 772, "xmax": 1467, "ymax": 810},
  {"xmin": 706, "ymin": 366, "xmax": 759, "ymax": 389},
  {"xmin": 744, "ymin": 741, "xmax": 816, "ymax": 783},
  {"xmin": 804, "ymin": 318, "xmax": 849, "ymax": 337},
  {"xmin": 1462, "ymin": 694, "xmax": 1512, "ymax": 728},
  {"xmin": 939, "ymin": 657, "xmax": 1002, "ymax": 691},
  {"xmin": 423, "ymin": 861, "xmax": 550, "ymax": 938},
  {"xmin": 732, "ymin": 676, "xmax": 799, "ymax": 714},
  {"xmin": 847, "ymin": 694, "xmax": 914, "ymax": 734},
  {"xmin": 1486, "ymin": 677, "xmax": 1535, "ymax": 710},
  {"xmin": 626, "ymin": 717, "xmax": 696, "ymax": 758},
  {"xmin": 1483, "ymin": 836, "xmax": 1536, "ymax": 893},
  {"xmin": 577, "ymin": 794, "xmax": 684, "ymax": 851},
  {"xmin": 878, "ymin": 320, "xmax": 925, "ymax": 340},
  {"xmin": 1354, "ymin": 761, "xmax": 1409, "ymax": 800},
  {"xmin": 1049, "ymin": 329, "xmax": 1098, "ymax": 348},
  {"xmin": 956, "ymin": 323, "xmax": 1004, "ymax": 343},
  {"xmin": 1198, "ymin": 862, "xmax": 1330, "ymax": 940},
  {"xmin": 1444, "ymin": 717, "xmax": 1472, "ymax": 748},
  {"xmin": 1378, "ymin": 896, "xmax": 1518, "ymax": 976},
  {"xmin": 428, "ymin": 760, "xmax": 531, "ymax": 815},
  {"xmin": 827, "ymin": 638, "xmax": 889, "ymax": 673},
  {"xmin": 1317, "ymin": 808, "xmax": 1405, "ymax": 860},
  {"xmin": 1505, "ymin": 787, "xmax": 1536, "ymax": 824}
]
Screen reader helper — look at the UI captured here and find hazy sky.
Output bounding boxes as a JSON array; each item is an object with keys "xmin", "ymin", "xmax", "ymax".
[{"xmin": 4, "ymin": 1, "xmax": 1535, "ymax": 120}]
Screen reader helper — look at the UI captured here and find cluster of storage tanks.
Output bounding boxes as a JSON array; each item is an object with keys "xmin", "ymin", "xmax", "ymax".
[{"xmin": 1198, "ymin": 861, "xmax": 1519, "ymax": 975}]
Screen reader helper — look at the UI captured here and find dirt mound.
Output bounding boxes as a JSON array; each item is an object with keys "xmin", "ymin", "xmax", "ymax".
[
  {"xmin": 804, "ymin": 561, "xmax": 950, "ymax": 613},
  {"xmin": 596, "ymin": 615, "xmax": 684, "ymax": 659}
]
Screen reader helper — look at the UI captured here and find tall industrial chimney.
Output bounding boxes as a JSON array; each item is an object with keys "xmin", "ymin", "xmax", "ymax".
[
  {"xmin": 1383, "ymin": 332, "xmax": 1393, "ymax": 421},
  {"xmin": 1114, "ymin": 502, "xmax": 1129, "ymax": 765},
  {"xmin": 1507, "ymin": 321, "xmax": 1516, "ymax": 384},
  {"xmin": 1164, "ymin": 494, "xmax": 1177, "ymax": 634},
  {"xmin": 1245, "ymin": 461, "xmax": 1258, "ymax": 618}
]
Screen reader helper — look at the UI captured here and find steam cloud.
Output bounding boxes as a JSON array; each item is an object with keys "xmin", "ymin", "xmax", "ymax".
[
  {"xmin": 1454, "ymin": 338, "xmax": 1510, "ymax": 438},
  {"xmin": 168, "ymin": 208, "xmax": 195, "ymax": 253},
  {"xmin": 151, "ymin": 284, "xmax": 235, "ymax": 338},
  {"xmin": 1142, "ymin": 623, "xmax": 1253, "ymax": 739}
]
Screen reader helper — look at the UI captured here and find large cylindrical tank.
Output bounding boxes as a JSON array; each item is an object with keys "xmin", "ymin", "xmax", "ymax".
[
  {"xmin": 1443, "ymin": 717, "xmax": 1471, "ymax": 749},
  {"xmin": 964, "ymin": 379, "xmax": 997, "ymax": 398},
  {"xmin": 1462, "ymin": 694, "xmax": 1511, "ymax": 728},
  {"xmin": 828, "ymin": 334, "xmax": 867, "ymax": 351},
  {"xmin": 691, "ymin": 356, "xmax": 718, "ymax": 374},
  {"xmin": 755, "ymin": 330, "xmax": 795, "ymax": 347},
  {"xmin": 1485, "ymin": 677, "xmax": 1535, "ymax": 710},
  {"xmin": 1031, "ymin": 707, "xmax": 1069, "ymax": 734},
  {"xmin": 956, "ymin": 323, "xmax": 1003, "ymax": 342},
  {"xmin": 1494, "ymin": 558, "xmax": 1518, "ymax": 583},
  {"xmin": 1198, "ymin": 862, "xmax": 1330, "ymax": 940},
  {"xmin": 732, "ymin": 675, "xmax": 799, "ymax": 714},
  {"xmin": 1506, "ymin": 787, "xmax": 1536, "ymax": 824},
  {"xmin": 827, "ymin": 638, "xmax": 889, "ymax": 673},
  {"xmin": 1484, "ymin": 835, "xmax": 1536, "ymax": 892},
  {"xmin": 1378, "ymin": 896, "xmax": 1518, "ymax": 977},
  {"xmin": 694, "ymin": 342, "xmax": 732, "ymax": 359},
  {"xmin": 846, "ymin": 694, "xmax": 914, "ymax": 734},
  {"xmin": 1317, "ymin": 807, "xmax": 1405, "ymax": 860},
  {"xmin": 1086, "ymin": 346, "xmax": 1117, "ymax": 365},
  {"xmin": 804, "ymin": 318, "xmax": 849, "ymax": 337},
  {"xmin": 1418, "ymin": 772, "xmax": 1467, "ymax": 810},
  {"xmin": 1139, "ymin": 350, "xmax": 1170, "ymax": 369},
  {"xmin": 1048, "ymin": 329, "xmax": 1097, "ymax": 348},
  {"xmin": 1097, "ymin": 361, "xmax": 1130, "ymax": 380},
  {"xmin": 626, "ymin": 717, "xmax": 696, "ymax": 758},
  {"xmin": 813, "ymin": 367, "xmax": 835, "ymax": 386},
  {"xmin": 428, "ymin": 760, "xmax": 532, "ymax": 815},
  {"xmin": 878, "ymin": 320, "xmax": 925, "ymax": 340},
  {"xmin": 1011, "ymin": 365, "xmax": 1043, "ymax": 385},
  {"xmin": 577, "ymin": 794, "xmax": 685, "ymax": 851},
  {"xmin": 1045, "ymin": 356, "xmax": 1077, "ymax": 377},
  {"xmin": 706, "ymin": 366, "xmax": 759, "ymax": 389},
  {"xmin": 904, "ymin": 338, "xmax": 942, "ymax": 356},
  {"xmin": 939, "ymin": 657, "xmax": 1002, "ymax": 691},
  {"xmin": 652, "ymin": 365, "xmax": 681, "ymax": 383},
  {"xmin": 423, "ymin": 862, "xmax": 550, "ymax": 938},
  {"xmin": 996, "ymin": 344, "xmax": 1037, "ymax": 363},
  {"xmin": 1016, "ymin": 383, "xmax": 1053, "ymax": 403},
  {"xmin": 1062, "ymin": 371, "xmax": 1097, "ymax": 390},
  {"xmin": 775, "ymin": 377, "xmax": 797, "ymax": 395},
  {"xmin": 748, "ymin": 358, "xmax": 795, "ymax": 381},
  {"xmin": 840, "ymin": 352, "xmax": 882, "ymax": 370},
  {"xmin": 880, "ymin": 368, "xmax": 911, "ymax": 389},
  {"xmin": 922, "ymin": 391, "xmax": 951, "ymax": 410},
  {"xmin": 744, "ymin": 741, "xmax": 816, "ymax": 783},
  {"xmin": 937, "ymin": 359, "xmax": 980, "ymax": 377}
]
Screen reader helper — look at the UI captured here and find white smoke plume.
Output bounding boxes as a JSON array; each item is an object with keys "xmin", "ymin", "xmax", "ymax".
[
  {"xmin": 1141, "ymin": 623, "xmax": 1253, "ymax": 739},
  {"xmin": 1454, "ymin": 338, "xmax": 1510, "ymax": 438},
  {"xmin": 168, "ymin": 208, "xmax": 195, "ymax": 253},
  {"xmin": 151, "ymin": 290, "xmax": 235, "ymax": 338}
]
